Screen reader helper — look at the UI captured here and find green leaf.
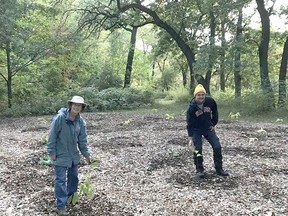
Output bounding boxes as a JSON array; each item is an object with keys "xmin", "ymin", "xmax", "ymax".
[{"xmin": 72, "ymin": 192, "xmax": 79, "ymax": 205}]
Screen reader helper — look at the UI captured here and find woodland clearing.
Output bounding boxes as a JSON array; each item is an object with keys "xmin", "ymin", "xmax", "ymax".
[{"xmin": 0, "ymin": 110, "xmax": 287, "ymax": 216}]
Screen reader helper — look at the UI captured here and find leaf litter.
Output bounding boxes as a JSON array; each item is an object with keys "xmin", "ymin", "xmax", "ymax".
[{"xmin": 0, "ymin": 111, "xmax": 287, "ymax": 215}]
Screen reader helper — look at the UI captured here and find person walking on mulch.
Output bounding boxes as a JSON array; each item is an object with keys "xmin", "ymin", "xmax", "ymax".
[
  {"xmin": 186, "ymin": 84, "xmax": 229, "ymax": 178},
  {"xmin": 47, "ymin": 96, "xmax": 91, "ymax": 215}
]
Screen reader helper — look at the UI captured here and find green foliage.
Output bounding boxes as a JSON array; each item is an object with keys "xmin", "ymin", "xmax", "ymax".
[
  {"xmin": 1, "ymin": 104, "xmax": 32, "ymax": 117},
  {"xmin": 158, "ymin": 68, "xmax": 177, "ymax": 91},
  {"xmin": 212, "ymin": 88, "xmax": 288, "ymax": 122},
  {"xmin": 67, "ymin": 175, "xmax": 96, "ymax": 205},
  {"xmin": 169, "ymin": 149, "xmax": 180, "ymax": 157},
  {"xmin": 30, "ymin": 95, "xmax": 68, "ymax": 115},
  {"xmin": 87, "ymin": 65, "xmax": 122, "ymax": 91},
  {"xmin": 229, "ymin": 112, "xmax": 241, "ymax": 119},
  {"xmin": 86, "ymin": 87, "xmax": 154, "ymax": 111},
  {"xmin": 0, "ymin": 87, "xmax": 155, "ymax": 116},
  {"xmin": 165, "ymin": 113, "xmax": 174, "ymax": 120},
  {"xmin": 248, "ymin": 137, "xmax": 258, "ymax": 144},
  {"xmin": 0, "ymin": 94, "xmax": 67, "ymax": 116},
  {"xmin": 165, "ymin": 86, "xmax": 191, "ymax": 103},
  {"xmin": 123, "ymin": 118, "xmax": 133, "ymax": 125},
  {"xmin": 40, "ymin": 135, "xmax": 48, "ymax": 145},
  {"xmin": 38, "ymin": 154, "xmax": 51, "ymax": 166}
]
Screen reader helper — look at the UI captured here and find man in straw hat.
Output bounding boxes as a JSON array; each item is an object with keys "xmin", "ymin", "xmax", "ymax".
[
  {"xmin": 186, "ymin": 84, "xmax": 229, "ymax": 178},
  {"xmin": 47, "ymin": 96, "xmax": 91, "ymax": 215}
]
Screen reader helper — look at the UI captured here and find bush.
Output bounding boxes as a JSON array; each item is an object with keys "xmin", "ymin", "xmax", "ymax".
[
  {"xmin": 87, "ymin": 66, "xmax": 122, "ymax": 91},
  {"xmin": 91, "ymin": 87, "xmax": 154, "ymax": 111},
  {"xmin": 0, "ymin": 87, "xmax": 155, "ymax": 116},
  {"xmin": 165, "ymin": 86, "xmax": 191, "ymax": 103},
  {"xmin": 213, "ymin": 88, "xmax": 276, "ymax": 119}
]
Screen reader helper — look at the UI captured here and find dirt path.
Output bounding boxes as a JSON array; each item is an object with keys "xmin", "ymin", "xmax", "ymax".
[{"xmin": 0, "ymin": 111, "xmax": 287, "ymax": 215}]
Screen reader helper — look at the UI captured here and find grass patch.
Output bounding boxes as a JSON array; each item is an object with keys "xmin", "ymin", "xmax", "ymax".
[{"xmin": 150, "ymin": 97, "xmax": 288, "ymax": 124}]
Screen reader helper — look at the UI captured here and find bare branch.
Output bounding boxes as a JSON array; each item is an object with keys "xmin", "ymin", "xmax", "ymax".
[
  {"xmin": 268, "ymin": 0, "xmax": 276, "ymax": 16},
  {"xmin": 0, "ymin": 72, "xmax": 8, "ymax": 82}
]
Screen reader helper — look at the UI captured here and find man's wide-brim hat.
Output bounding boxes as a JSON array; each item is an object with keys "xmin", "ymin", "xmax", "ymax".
[{"xmin": 68, "ymin": 96, "xmax": 86, "ymax": 106}]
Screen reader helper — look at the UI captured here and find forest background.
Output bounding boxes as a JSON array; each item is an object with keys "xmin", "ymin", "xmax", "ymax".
[{"xmin": 0, "ymin": 0, "xmax": 287, "ymax": 122}]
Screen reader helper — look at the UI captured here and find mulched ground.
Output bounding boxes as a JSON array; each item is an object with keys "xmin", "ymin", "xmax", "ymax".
[{"xmin": 0, "ymin": 110, "xmax": 287, "ymax": 215}]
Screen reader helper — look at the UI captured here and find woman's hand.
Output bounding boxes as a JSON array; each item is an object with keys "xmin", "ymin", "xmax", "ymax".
[
  {"xmin": 85, "ymin": 157, "xmax": 91, "ymax": 165},
  {"xmin": 49, "ymin": 153, "xmax": 56, "ymax": 160},
  {"xmin": 188, "ymin": 137, "xmax": 193, "ymax": 146}
]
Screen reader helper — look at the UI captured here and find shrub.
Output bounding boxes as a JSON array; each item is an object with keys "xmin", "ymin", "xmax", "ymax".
[
  {"xmin": 92, "ymin": 87, "xmax": 154, "ymax": 111},
  {"xmin": 0, "ymin": 87, "xmax": 155, "ymax": 116},
  {"xmin": 165, "ymin": 86, "xmax": 191, "ymax": 103}
]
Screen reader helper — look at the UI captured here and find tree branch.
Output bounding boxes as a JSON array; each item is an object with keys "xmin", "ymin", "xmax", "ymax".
[
  {"xmin": 268, "ymin": 0, "xmax": 276, "ymax": 16},
  {"xmin": 0, "ymin": 72, "xmax": 8, "ymax": 82}
]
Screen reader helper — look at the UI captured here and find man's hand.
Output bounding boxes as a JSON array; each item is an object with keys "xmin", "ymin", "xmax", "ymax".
[{"xmin": 85, "ymin": 157, "xmax": 91, "ymax": 165}]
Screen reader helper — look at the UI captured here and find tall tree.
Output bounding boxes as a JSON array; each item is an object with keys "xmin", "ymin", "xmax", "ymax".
[
  {"xmin": 219, "ymin": 16, "xmax": 226, "ymax": 92},
  {"xmin": 278, "ymin": 36, "xmax": 288, "ymax": 106},
  {"xmin": 205, "ymin": 9, "xmax": 216, "ymax": 95},
  {"xmin": 256, "ymin": 0, "xmax": 274, "ymax": 97},
  {"xmin": 124, "ymin": 26, "xmax": 137, "ymax": 88},
  {"xmin": 0, "ymin": 0, "xmax": 58, "ymax": 108},
  {"xmin": 118, "ymin": 2, "xmax": 197, "ymax": 92},
  {"xmin": 234, "ymin": 6, "xmax": 243, "ymax": 99},
  {"xmin": 79, "ymin": 1, "xmax": 197, "ymax": 92},
  {"xmin": 0, "ymin": 0, "xmax": 24, "ymax": 108}
]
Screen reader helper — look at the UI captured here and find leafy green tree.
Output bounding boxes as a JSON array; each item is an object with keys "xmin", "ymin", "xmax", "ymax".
[
  {"xmin": 0, "ymin": 0, "xmax": 26, "ymax": 108},
  {"xmin": 79, "ymin": 0, "xmax": 198, "ymax": 92},
  {"xmin": 0, "ymin": 0, "xmax": 60, "ymax": 108}
]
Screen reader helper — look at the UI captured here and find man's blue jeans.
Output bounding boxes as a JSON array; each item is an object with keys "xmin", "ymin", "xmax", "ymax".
[
  {"xmin": 192, "ymin": 128, "xmax": 223, "ymax": 171},
  {"xmin": 192, "ymin": 128, "xmax": 221, "ymax": 152},
  {"xmin": 54, "ymin": 163, "xmax": 79, "ymax": 209}
]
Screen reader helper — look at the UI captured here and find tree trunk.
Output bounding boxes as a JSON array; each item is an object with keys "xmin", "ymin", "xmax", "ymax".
[
  {"xmin": 124, "ymin": 26, "xmax": 137, "ymax": 88},
  {"xmin": 120, "ymin": 3, "xmax": 196, "ymax": 93},
  {"xmin": 234, "ymin": 7, "xmax": 243, "ymax": 99},
  {"xmin": 151, "ymin": 61, "xmax": 155, "ymax": 80},
  {"xmin": 205, "ymin": 10, "xmax": 216, "ymax": 95},
  {"xmin": 181, "ymin": 64, "xmax": 188, "ymax": 87},
  {"xmin": 220, "ymin": 18, "xmax": 226, "ymax": 92},
  {"xmin": 195, "ymin": 74, "xmax": 209, "ymax": 95},
  {"xmin": 6, "ymin": 41, "xmax": 12, "ymax": 108},
  {"xmin": 256, "ymin": 0, "xmax": 273, "ymax": 96},
  {"xmin": 278, "ymin": 36, "xmax": 288, "ymax": 106}
]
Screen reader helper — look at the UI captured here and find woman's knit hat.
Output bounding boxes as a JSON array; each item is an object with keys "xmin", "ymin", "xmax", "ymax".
[{"xmin": 194, "ymin": 84, "xmax": 206, "ymax": 96}]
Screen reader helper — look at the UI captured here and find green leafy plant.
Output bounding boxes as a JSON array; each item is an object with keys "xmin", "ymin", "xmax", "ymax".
[
  {"xmin": 91, "ymin": 121, "xmax": 98, "ymax": 128},
  {"xmin": 256, "ymin": 128, "xmax": 267, "ymax": 135},
  {"xmin": 67, "ymin": 159, "xmax": 99, "ymax": 205},
  {"xmin": 169, "ymin": 149, "xmax": 180, "ymax": 157},
  {"xmin": 165, "ymin": 113, "xmax": 174, "ymax": 120},
  {"xmin": 67, "ymin": 175, "xmax": 96, "ymax": 205},
  {"xmin": 275, "ymin": 118, "xmax": 283, "ymax": 122},
  {"xmin": 38, "ymin": 154, "xmax": 51, "ymax": 166},
  {"xmin": 123, "ymin": 118, "xmax": 133, "ymax": 125},
  {"xmin": 229, "ymin": 112, "xmax": 241, "ymax": 119},
  {"xmin": 40, "ymin": 135, "xmax": 48, "ymax": 145},
  {"xmin": 38, "ymin": 118, "xmax": 48, "ymax": 126},
  {"xmin": 248, "ymin": 137, "xmax": 258, "ymax": 144}
]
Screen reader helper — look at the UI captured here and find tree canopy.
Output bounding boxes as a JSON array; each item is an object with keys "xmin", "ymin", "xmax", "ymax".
[{"xmin": 0, "ymin": 0, "xmax": 287, "ymax": 115}]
